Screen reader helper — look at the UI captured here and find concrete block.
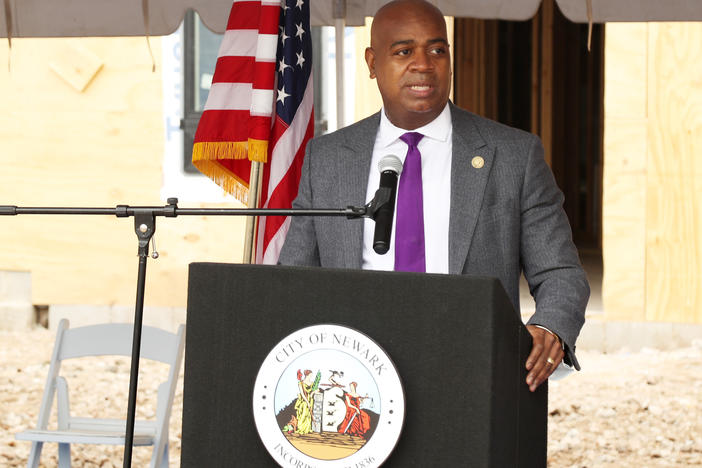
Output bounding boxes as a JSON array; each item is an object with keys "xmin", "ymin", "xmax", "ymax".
[
  {"xmin": 671, "ymin": 323, "xmax": 702, "ymax": 348},
  {"xmin": 0, "ymin": 270, "xmax": 31, "ymax": 302},
  {"xmin": 142, "ymin": 307, "xmax": 182, "ymax": 333},
  {"xmin": 575, "ymin": 319, "xmax": 607, "ymax": 351},
  {"xmin": 603, "ymin": 321, "xmax": 675, "ymax": 353},
  {"xmin": 49, "ymin": 304, "xmax": 185, "ymax": 333},
  {"xmin": 171, "ymin": 308, "xmax": 187, "ymax": 329},
  {"xmin": 110, "ymin": 305, "xmax": 136, "ymax": 324},
  {"xmin": 0, "ymin": 304, "xmax": 35, "ymax": 330},
  {"xmin": 557, "ymin": 320, "xmax": 702, "ymax": 354},
  {"xmin": 48, "ymin": 304, "xmax": 112, "ymax": 331},
  {"xmin": 110, "ymin": 305, "xmax": 184, "ymax": 333},
  {"xmin": 0, "ymin": 271, "xmax": 33, "ymax": 330}
]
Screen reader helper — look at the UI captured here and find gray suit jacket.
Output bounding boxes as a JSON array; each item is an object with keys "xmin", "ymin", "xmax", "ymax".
[{"xmin": 279, "ymin": 103, "xmax": 589, "ymax": 368}]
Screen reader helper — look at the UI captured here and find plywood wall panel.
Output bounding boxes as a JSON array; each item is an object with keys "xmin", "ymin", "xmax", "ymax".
[
  {"xmin": 603, "ymin": 118, "xmax": 648, "ymax": 175},
  {"xmin": 603, "ymin": 24, "xmax": 648, "ymax": 119},
  {"xmin": 601, "ymin": 210, "xmax": 646, "ymax": 320},
  {"xmin": 645, "ymin": 23, "xmax": 702, "ymax": 323},
  {"xmin": 602, "ymin": 24, "xmax": 649, "ymax": 322},
  {"xmin": 6, "ymin": 38, "xmax": 159, "ymax": 112},
  {"xmin": 0, "ymin": 214, "xmax": 245, "ymax": 307},
  {"xmin": 0, "ymin": 37, "xmax": 245, "ymax": 309},
  {"xmin": 1, "ymin": 110, "xmax": 163, "ymax": 204},
  {"xmin": 645, "ymin": 187, "xmax": 701, "ymax": 322}
]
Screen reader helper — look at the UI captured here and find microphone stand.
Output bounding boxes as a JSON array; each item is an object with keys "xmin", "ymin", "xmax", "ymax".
[{"xmin": 0, "ymin": 197, "xmax": 379, "ymax": 468}]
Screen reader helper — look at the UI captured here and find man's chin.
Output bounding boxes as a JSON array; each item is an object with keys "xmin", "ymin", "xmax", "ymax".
[
  {"xmin": 404, "ymin": 97, "xmax": 447, "ymax": 114},
  {"xmin": 405, "ymin": 103, "xmax": 445, "ymax": 120},
  {"xmin": 385, "ymin": 100, "xmax": 447, "ymax": 129}
]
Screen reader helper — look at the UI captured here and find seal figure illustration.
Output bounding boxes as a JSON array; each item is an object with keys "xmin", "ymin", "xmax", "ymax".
[{"xmin": 253, "ymin": 324, "xmax": 404, "ymax": 468}]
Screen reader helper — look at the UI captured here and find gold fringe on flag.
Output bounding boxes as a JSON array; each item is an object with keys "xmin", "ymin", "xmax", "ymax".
[
  {"xmin": 191, "ymin": 159, "xmax": 250, "ymax": 203},
  {"xmin": 192, "ymin": 141, "xmax": 250, "ymax": 160},
  {"xmin": 247, "ymin": 139, "xmax": 270, "ymax": 163},
  {"xmin": 192, "ymin": 141, "xmax": 254, "ymax": 201}
]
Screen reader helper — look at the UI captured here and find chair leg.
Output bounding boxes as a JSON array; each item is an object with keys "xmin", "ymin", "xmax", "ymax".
[
  {"xmin": 159, "ymin": 443, "xmax": 169, "ymax": 468},
  {"xmin": 26, "ymin": 441, "xmax": 42, "ymax": 468},
  {"xmin": 58, "ymin": 443, "xmax": 71, "ymax": 468}
]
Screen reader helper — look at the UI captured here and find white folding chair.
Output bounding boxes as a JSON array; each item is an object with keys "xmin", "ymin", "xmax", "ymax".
[{"xmin": 16, "ymin": 319, "xmax": 185, "ymax": 468}]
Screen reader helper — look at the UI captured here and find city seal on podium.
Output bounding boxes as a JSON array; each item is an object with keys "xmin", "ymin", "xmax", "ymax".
[{"xmin": 253, "ymin": 324, "xmax": 405, "ymax": 468}]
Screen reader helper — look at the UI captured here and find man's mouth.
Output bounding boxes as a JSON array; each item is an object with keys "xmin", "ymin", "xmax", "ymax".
[{"xmin": 406, "ymin": 84, "xmax": 434, "ymax": 96}]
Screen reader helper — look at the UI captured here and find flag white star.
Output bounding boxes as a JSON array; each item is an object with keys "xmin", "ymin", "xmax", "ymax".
[
  {"xmin": 279, "ymin": 58, "xmax": 291, "ymax": 73},
  {"xmin": 281, "ymin": 0, "xmax": 289, "ymax": 10},
  {"xmin": 277, "ymin": 85, "xmax": 290, "ymax": 105},
  {"xmin": 295, "ymin": 0, "xmax": 304, "ymax": 10},
  {"xmin": 295, "ymin": 23, "xmax": 305, "ymax": 40},
  {"xmin": 296, "ymin": 51, "xmax": 306, "ymax": 68},
  {"xmin": 280, "ymin": 26, "xmax": 290, "ymax": 45}
]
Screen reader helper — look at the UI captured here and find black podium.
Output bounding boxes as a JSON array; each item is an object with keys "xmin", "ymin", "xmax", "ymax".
[{"xmin": 182, "ymin": 263, "xmax": 546, "ymax": 467}]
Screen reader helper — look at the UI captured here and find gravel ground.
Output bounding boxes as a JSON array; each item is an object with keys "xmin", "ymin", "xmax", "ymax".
[
  {"xmin": 1, "ymin": 328, "xmax": 701, "ymax": 467},
  {"xmin": 547, "ymin": 342, "xmax": 702, "ymax": 467}
]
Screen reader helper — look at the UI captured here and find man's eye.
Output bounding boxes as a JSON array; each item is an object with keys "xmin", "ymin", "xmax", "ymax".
[
  {"xmin": 430, "ymin": 47, "xmax": 447, "ymax": 55},
  {"xmin": 395, "ymin": 49, "xmax": 410, "ymax": 56}
]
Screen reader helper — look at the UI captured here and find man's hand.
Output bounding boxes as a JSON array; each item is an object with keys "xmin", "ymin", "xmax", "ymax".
[{"xmin": 525, "ymin": 325, "xmax": 564, "ymax": 392}]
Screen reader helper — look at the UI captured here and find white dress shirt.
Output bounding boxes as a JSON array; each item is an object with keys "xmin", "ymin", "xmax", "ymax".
[{"xmin": 362, "ymin": 104, "xmax": 452, "ymax": 273}]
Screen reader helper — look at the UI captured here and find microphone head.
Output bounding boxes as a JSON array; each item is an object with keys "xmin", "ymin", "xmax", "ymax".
[{"xmin": 378, "ymin": 155, "xmax": 403, "ymax": 175}]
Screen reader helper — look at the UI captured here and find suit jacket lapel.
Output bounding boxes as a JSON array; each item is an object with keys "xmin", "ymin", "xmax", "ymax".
[
  {"xmin": 449, "ymin": 104, "xmax": 494, "ymax": 274},
  {"xmin": 337, "ymin": 112, "xmax": 380, "ymax": 268}
]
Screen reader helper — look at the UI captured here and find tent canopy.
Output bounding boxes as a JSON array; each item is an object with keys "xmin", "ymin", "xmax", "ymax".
[{"xmin": 1, "ymin": 0, "xmax": 701, "ymax": 38}]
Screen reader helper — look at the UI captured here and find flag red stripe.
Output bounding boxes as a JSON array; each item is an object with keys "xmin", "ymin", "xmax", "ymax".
[
  {"xmin": 268, "ymin": 116, "xmax": 312, "ymax": 209},
  {"xmin": 257, "ymin": 119, "xmax": 284, "ymax": 209},
  {"xmin": 219, "ymin": 159, "xmax": 252, "ymax": 186},
  {"xmin": 253, "ymin": 61, "xmax": 277, "ymax": 89},
  {"xmin": 258, "ymin": 114, "xmax": 290, "ymax": 208},
  {"xmin": 249, "ymin": 115, "xmax": 275, "ymax": 141},
  {"xmin": 261, "ymin": 116, "xmax": 314, "ymax": 251},
  {"xmin": 264, "ymin": 112, "xmax": 290, "ymax": 164},
  {"xmin": 212, "ymin": 56, "xmax": 276, "ymax": 89},
  {"xmin": 259, "ymin": 5, "xmax": 281, "ymax": 34},
  {"xmin": 211, "ymin": 56, "xmax": 254, "ymax": 84},
  {"xmin": 194, "ymin": 109, "xmax": 251, "ymax": 142},
  {"xmin": 227, "ymin": 2, "xmax": 262, "ymax": 30}
]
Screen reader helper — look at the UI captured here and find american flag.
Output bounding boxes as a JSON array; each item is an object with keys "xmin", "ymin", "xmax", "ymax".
[
  {"xmin": 191, "ymin": 0, "xmax": 313, "ymax": 265},
  {"xmin": 256, "ymin": 0, "xmax": 314, "ymax": 264}
]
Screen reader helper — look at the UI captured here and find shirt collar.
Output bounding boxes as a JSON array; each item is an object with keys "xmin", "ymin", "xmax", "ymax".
[{"xmin": 377, "ymin": 103, "xmax": 452, "ymax": 149}]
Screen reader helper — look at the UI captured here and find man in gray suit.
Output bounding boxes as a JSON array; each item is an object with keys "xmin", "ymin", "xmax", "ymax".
[{"xmin": 279, "ymin": 0, "xmax": 589, "ymax": 391}]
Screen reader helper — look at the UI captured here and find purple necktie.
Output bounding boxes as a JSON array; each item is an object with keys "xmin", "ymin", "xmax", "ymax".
[{"xmin": 395, "ymin": 132, "xmax": 425, "ymax": 272}]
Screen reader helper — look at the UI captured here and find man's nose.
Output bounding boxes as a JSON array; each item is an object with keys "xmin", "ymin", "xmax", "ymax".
[{"xmin": 410, "ymin": 50, "xmax": 434, "ymax": 72}]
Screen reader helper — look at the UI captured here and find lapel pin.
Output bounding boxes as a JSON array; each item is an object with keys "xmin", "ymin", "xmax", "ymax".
[{"xmin": 472, "ymin": 156, "xmax": 485, "ymax": 169}]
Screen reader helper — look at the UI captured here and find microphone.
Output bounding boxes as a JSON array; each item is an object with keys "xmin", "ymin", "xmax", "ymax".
[{"xmin": 372, "ymin": 155, "xmax": 403, "ymax": 255}]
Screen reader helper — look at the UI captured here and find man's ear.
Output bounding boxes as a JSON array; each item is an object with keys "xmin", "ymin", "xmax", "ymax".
[{"xmin": 365, "ymin": 47, "xmax": 376, "ymax": 79}]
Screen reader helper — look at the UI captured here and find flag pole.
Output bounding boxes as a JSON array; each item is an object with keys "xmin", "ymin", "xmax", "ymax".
[{"xmin": 243, "ymin": 161, "xmax": 264, "ymax": 264}]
